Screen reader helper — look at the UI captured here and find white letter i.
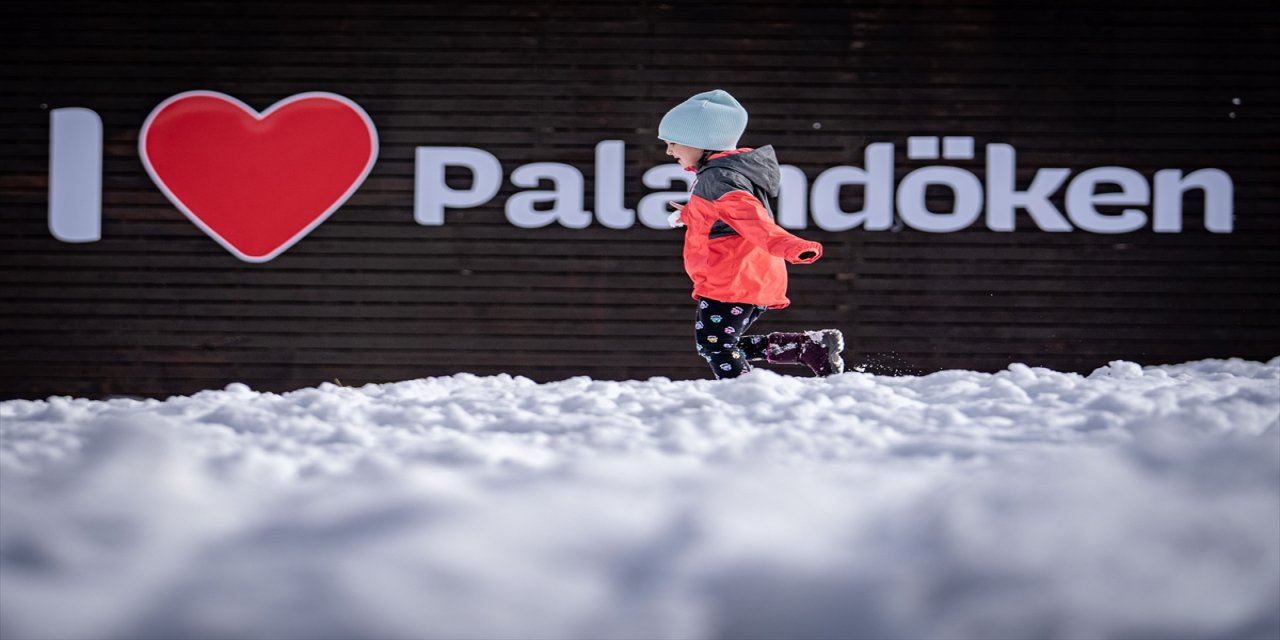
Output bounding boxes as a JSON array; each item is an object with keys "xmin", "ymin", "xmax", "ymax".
[{"xmin": 48, "ymin": 107, "xmax": 103, "ymax": 243}]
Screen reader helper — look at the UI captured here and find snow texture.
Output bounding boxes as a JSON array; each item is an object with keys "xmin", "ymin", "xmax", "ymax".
[{"xmin": 2, "ymin": 358, "xmax": 1278, "ymax": 640}]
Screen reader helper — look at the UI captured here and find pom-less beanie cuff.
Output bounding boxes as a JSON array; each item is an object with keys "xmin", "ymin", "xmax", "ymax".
[{"xmin": 658, "ymin": 89, "xmax": 749, "ymax": 151}]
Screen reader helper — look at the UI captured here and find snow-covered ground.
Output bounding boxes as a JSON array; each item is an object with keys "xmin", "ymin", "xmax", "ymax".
[{"xmin": 2, "ymin": 358, "xmax": 1278, "ymax": 640}]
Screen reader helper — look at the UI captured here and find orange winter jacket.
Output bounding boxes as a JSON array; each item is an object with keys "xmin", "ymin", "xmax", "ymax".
[{"xmin": 680, "ymin": 146, "xmax": 822, "ymax": 309}]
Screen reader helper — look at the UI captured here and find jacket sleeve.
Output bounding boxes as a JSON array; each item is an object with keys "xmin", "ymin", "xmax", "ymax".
[{"xmin": 715, "ymin": 191, "xmax": 823, "ymax": 264}]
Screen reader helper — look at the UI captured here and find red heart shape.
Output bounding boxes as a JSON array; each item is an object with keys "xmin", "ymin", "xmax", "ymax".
[{"xmin": 140, "ymin": 91, "xmax": 378, "ymax": 262}]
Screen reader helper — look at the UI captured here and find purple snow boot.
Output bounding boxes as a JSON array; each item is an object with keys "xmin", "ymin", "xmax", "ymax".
[{"xmin": 764, "ymin": 330, "xmax": 845, "ymax": 377}]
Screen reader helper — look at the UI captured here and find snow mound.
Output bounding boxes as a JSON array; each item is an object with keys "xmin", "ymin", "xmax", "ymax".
[{"xmin": 2, "ymin": 358, "xmax": 1278, "ymax": 639}]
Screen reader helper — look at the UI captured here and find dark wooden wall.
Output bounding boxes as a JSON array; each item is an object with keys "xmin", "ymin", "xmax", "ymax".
[{"xmin": 2, "ymin": 1, "xmax": 1278, "ymax": 398}]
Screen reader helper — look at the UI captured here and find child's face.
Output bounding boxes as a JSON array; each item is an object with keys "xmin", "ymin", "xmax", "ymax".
[{"xmin": 665, "ymin": 141, "xmax": 704, "ymax": 169}]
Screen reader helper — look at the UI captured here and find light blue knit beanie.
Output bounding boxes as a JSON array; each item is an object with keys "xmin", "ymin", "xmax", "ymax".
[{"xmin": 658, "ymin": 89, "xmax": 748, "ymax": 151}]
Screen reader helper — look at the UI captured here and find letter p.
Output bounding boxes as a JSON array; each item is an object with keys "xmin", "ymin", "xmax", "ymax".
[{"xmin": 415, "ymin": 146, "xmax": 502, "ymax": 225}]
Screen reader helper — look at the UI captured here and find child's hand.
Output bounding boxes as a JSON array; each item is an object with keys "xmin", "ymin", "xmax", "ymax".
[{"xmin": 667, "ymin": 201, "xmax": 686, "ymax": 228}]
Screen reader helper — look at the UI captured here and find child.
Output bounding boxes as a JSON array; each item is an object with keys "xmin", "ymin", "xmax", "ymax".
[{"xmin": 659, "ymin": 89, "xmax": 845, "ymax": 379}]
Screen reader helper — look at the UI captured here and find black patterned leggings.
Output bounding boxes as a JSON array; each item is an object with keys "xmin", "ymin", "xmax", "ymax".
[{"xmin": 694, "ymin": 297, "xmax": 770, "ymax": 379}]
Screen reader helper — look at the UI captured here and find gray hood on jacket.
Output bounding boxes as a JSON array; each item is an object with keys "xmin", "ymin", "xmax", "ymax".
[{"xmin": 701, "ymin": 146, "xmax": 781, "ymax": 198}]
